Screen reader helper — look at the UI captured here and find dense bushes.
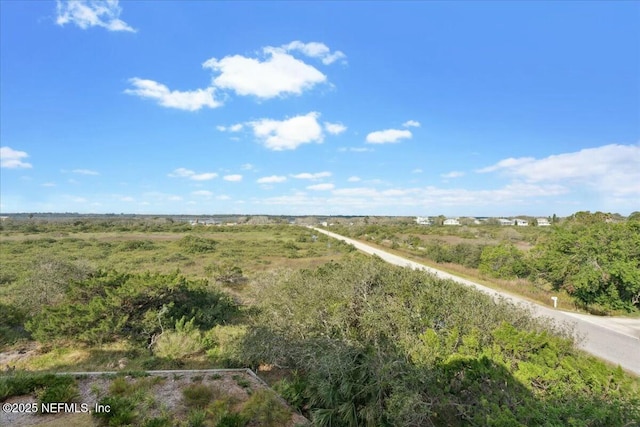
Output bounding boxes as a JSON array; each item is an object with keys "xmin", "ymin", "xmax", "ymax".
[
  {"xmin": 479, "ymin": 244, "xmax": 530, "ymax": 279},
  {"xmin": 242, "ymin": 259, "xmax": 640, "ymax": 426},
  {"xmin": 531, "ymin": 218, "xmax": 640, "ymax": 312},
  {"xmin": 25, "ymin": 270, "xmax": 239, "ymax": 345}
]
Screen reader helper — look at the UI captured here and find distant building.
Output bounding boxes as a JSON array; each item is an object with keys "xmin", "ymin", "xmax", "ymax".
[
  {"xmin": 443, "ymin": 218, "xmax": 460, "ymax": 226},
  {"xmin": 515, "ymin": 219, "xmax": 529, "ymax": 227},
  {"xmin": 537, "ymin": 218, "xmax": 551, "ymax": 226},
  {"xmin": 498, "ymin": 218, "xmax": 515, "ymax": 226},
  {"xmin": 415, "ymin": 216, "xmax": 432, "ymax": 225}
]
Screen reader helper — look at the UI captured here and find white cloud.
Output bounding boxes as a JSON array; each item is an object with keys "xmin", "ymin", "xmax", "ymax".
[
  {"xmin": 120, "ymin": 196, "xmax": 135, "ymax": 202},
  {"xmin": 477, "ymin": 144, "xmax": 640, "ymax": 197},
  {"xmin": 403, "ymin": 120, "xmax": 421, "ymax": 128},
  {"xmin": 291, "ymin": 171, "xmax": 332, "ymax": 180},
  {"xmin": 192, "ymin": 190, "xmax": 213, "ymax": 197},
  {"xmin": 72, "ymin": 168, "xmax": 99, "ymax": 175},
  {"xmin": 203, "ymin": 47, "xmax": 326, "ymax": 99},
  {"xmin": 441, "ymin": 171, "xmax": 465, "ymax": 178},
  {"xmin": 241, "ymin": 163, "xmax": 254, "ymax": 170},
  {"xmin": 1, "ymin": 146, "xmax": 32, "ymax": 169},
  {"xmin": 338, "ymin": 147, "xmax": 373, "ymax": 153},
  {"xmin": 223, "ymin": 174, "xmax": 243, "ymax": 182},
  {"xmin": 283, "ymin": 41, "xmax": 347, "ymax": 65},
  {"xmin": 42, "ymin": 182, "xmax": 56, "ymax": 187},
  {"xmin": 125, "ymin": 78, "xmax": 221, "ymax": 111},
  {"xmin": 476, "ymin": 157, "xmax": 535, "ymax": 173},
  {"xmin": 247, "ymin": 112, "xmax": 324, "ymax": 150},
  {"xmin": 412, "ymin": 168, "xmax": 423, "ymax": 174},
  {"xmin": 218, "ymin": 123, "xmax": 243, "ymax": 132},
  {"xmin": 217, "ymin": 195, "xmax": 231, "ymax": 200},
  {"xmin": 324, "ymin": 122, "xmax": 347, "ymax": 135},
  {"xmin": 56, "ymin": 0, "xmax": 136, "ymax": 32},
  {"xmin": 169, "ymin": 168, "xmax": 218, "ymax": 181},
  {"xmin": 347, "ymin": 176, "xmax": 361, "ymax": 182},
  {"xmin": 257, "ymin": 175, "xmax": 287, "ymax": 184},
  {"xmin": 307, "ymin": 183, "xmax": 335, "ymax": 191},
  {"xmin": 366, "ymin": 129, "xmax": 412, "ymax": 144}
]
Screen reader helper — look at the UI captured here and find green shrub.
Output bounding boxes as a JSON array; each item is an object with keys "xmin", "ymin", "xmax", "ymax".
[
  {"xmin": 479, "ymin": 244, "xmax": 530, "ymax": 279},
  {"xmin": 179, "ymin": 235, "xmax": 218, "ymax": 254},
  {"xmin": 215, "ymin": 413, "xmax": 248, "ymax": 427},
  {"xmin": 240, "ymin": 389, "xmax": 290, "ymax": 427},
  {"xmin": 36, "ymin": 381, "xmax": 80, "ymax": 412},
  {"xmin": 93, "ymin": 395, "xmax": 137, "ymax": 426},
  {"xmin": 0, "ymin": 371, "xmax": 76, "ymax": 401},
  {"xmin": 26, "ymin": 270, "xmax": 239, "ymax": 345},
  {"xmin": 182, "ymin": 383, "xmax": 216, "ymax": 409},
  {"xmin": 153, "ymin": 318, "xmax": 204, "ymax": 360},
  {"xmin": 186, "ymin": 409, "xmax": 207, "ymax": 427}
]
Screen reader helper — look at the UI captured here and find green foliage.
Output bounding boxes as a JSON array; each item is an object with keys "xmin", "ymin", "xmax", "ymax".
[
  {"xmin": 203, "ymin": 325, "xmax": 246, "ymax": 367},
  {"xmin": 153, "ymin": 317, "xmax": 204, "ymax": 359},
  {"xmin": 532, "ymin": 219, "xmax": 640, "ymax": 312},
  {"xmin": 93, "ymin": 395, "xmax": 137, "ymax": 426},
  {"xmin": 479, "ymin": 244, "xmax": 530, "ymax": 279},
  {"xmin": 25, "ymin": 270, "xmax": 239, "ymax": 345},
  {"xmin": 182, "ymin": 383, "xmax": 216, "ymax": 409},
  {"xmin": 36, "ymin": 380, "xmax": 80, "ymax": 413},
  {"xmin": 274, "ymin": 372, "xmax": 308, "ymax": 412},
  {"xmin": 0, "ymin": 371, "xmax": 77, "ymax": 401},
  {"xmin": 215, "ymin": 413, "xmax": 248, "ymax": 427},
  {"xmin": 240, "ymin": 389, "xmax": 291, "ymax": 427},
  {"xmin": 242, "ymin": 258, "xmax": 640, "ymax": 426},
  {"xmin": 179, "ymin": 235, "xmax": 218, "ymax": 253},
  {"xmin": 0, "ymin": 302, "xmax": 27, "ymax": 345}
]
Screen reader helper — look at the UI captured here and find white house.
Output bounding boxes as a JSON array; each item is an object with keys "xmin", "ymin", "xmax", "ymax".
[
  {"xmin": 443, "ymin": 218, "xmax": 460, "ymax": 226},
  {"xmin": 537, "ymin": 218, "xmax": 551, "ymax": 226},
  {"xmin": 415, "ymin": 216, "xmax": 432, "ymax": 225},
  {"xmin": 515, "ymin": 219, "xmax": 529, "ymax": 227}
]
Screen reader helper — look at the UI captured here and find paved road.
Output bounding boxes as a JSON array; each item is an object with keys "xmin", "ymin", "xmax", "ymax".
[{"xmin": 312, "ymin": 227, "xmax": 640, "ymax": 376}]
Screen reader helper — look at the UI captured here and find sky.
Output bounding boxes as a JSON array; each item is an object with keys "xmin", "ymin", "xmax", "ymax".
[{"xmin": 1, "ymin": 1, "xmax": 639, "ymax": 217}]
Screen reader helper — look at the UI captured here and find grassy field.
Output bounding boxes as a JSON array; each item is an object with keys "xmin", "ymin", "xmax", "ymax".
[{"xmin": 1, "ymin": 217, "xmax": 639, "ymax": 426}]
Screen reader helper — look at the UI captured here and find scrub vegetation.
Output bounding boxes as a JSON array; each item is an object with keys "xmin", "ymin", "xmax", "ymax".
[
  {"xmin": 1, "ymin": 215, "xmax": 639, "ymax": 426},
  {"xmin": 328, "ymin": 211, "xmax": 640, "ymax": 315}
]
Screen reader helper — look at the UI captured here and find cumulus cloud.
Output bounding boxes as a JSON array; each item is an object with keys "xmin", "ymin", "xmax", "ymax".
[
  {"xmin": 1, "ymin": 146, "xmax": 32, "ymax": 169},
  {"xmin": 291, "ymin": 171, "xmax": 332, "ymax": 180},
  {"xmin": 257, "ymin": 175, "xmax": 287, "ymax": 184},
  {"xmin": 282, "ymin": 41, "xmax": 347, "ymax": 65},
  {"xmin": 247, "ymin": 112, "xmax": 324, "ymax": 150},
  {"xmin": 324, "ymin": 122, "xmax": 347, "ymax": 135},
  {"xmin": 203, "ymin": 47, "xmax": 327, "ymax": 99},
  {"xmin": 347, "ymin": 176, "xmax": 361, "ymax": 182},
  {"xmin": 223, "ymin": 174, "xmax": 243, "ymax": 182},
  {"xmin": 125, "ymin": 78, "xmax": 221, "ymax": 111},
  {"xmin": 402, "ymin": 120, "xmax": 421, "ymax": 128},
  {"xmin": 412, "ymin": 168, "xmax": 423, "ymax": 174},
  {"xmin": 441, "ymin": 171, "xmax": 465, "ymax": 178},
  {"xmin": 56, "ymin": 0, "xmax": 136, "ymax": 32},
  {"xmin": 477, "ymin": 144, "xmax": 640, "ymax": 197},
  {"xmin": 169, "ymin": 168, "xmax": 218, "ymax": 181},
  {"xmin": 307, "ymin": 183, "xmax": 335, "ymax": 191},
  {"xmin": 366, "ymin": 129, "xmax": 412, "ymax": 144}
]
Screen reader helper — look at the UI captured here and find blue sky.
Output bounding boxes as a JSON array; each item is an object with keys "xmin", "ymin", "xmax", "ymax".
[{"xmin": 1, "ymin": 1, "xmax": 638, "ymax": 216}]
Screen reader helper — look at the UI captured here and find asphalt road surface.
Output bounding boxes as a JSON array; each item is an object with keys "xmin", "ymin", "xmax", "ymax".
[{"xmin": 312, "ymin": 227, "xmax": 640, "ymax": 376}]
